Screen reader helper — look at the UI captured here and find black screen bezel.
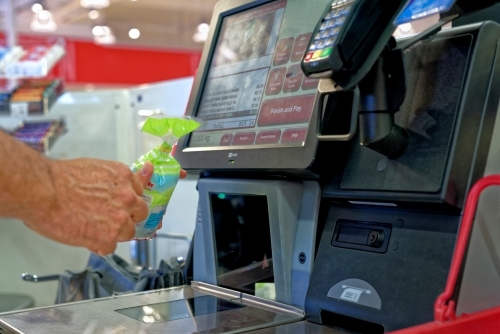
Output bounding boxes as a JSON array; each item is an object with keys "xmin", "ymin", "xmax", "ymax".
[{"xmin": 175, "ymin": 0, "xmax": 321, "ymax": 174}]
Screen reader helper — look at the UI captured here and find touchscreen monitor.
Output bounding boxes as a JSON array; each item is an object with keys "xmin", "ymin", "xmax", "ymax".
[
  {"xmin": 395, "ymin": 0, "xmax": 455, "ymax": 25},
  {"xmin": 188, "ymin": 0, "xmax": 327, "ymax": 149}
]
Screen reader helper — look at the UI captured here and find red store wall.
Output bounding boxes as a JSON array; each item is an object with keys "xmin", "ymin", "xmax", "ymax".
[{"xmin": 17, "ymin": 35, "xmax": 202, "ymax": 85}]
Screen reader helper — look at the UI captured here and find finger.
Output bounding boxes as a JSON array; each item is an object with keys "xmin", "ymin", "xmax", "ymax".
[
  {"xmin": 135, "ymin": 162, "xmax": 154, "ymax": 188},
  {"xmin": 89, "ymin": 242, "xmax": 116, "ymax": 256},
  {"xmin": 129, "ymin": 197, "xmax": 149, "ymax": 223},
  {"xmin": 180, "ymin": 169, "xmax": 187, "ymax": 179},
  {"xmin": 131, "ymin": 175, "xmax": 144, "ymax": 196},
  {"xmin": 117, "ymin": 218, "xmax": 136, "ymax": 242}
]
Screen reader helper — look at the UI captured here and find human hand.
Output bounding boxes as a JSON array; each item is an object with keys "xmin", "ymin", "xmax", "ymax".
[{"xmin": 22, "ymin": 159, "xmax": 154, "ymax": 255}]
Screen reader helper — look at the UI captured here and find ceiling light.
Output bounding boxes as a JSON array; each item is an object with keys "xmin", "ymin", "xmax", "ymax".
[
  {"xmin": 129, "ymin": 28, "xmax": 140, "ymax": 39},
  {"xmin": 80, "ymin": 0, "xmax": 110, "ymax": 9},
  {"xmin": 399, "ymin": 23, "xmax": 412, "ymax": 34},
  {"xmin": 88, "ymin": 10, "xmax": 99, "ymax": 19},
  {"xmin": 192, "ymin": 23, "xmax": 209, "ymax": 43},
  {"xmin": 31, "ymin": 3, "xmax": 43, "ymax": 13},
  {"xmin": 93, "ymin": 26, "xmax": 116, "ymax": 45},
  {"xmin": 197, "ymin": 23, "xmax": 209, "ymax": 34},
  {"xmin": 30, "ymin": 10, "xmax": 57, "ymax": 32},
  {"xmin": 92, "ymin": 25, "xmax": 105, "ymax": 37}
]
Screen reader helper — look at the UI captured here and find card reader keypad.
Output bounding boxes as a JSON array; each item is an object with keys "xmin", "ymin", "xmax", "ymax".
[{"xmin": 304, "ymin": 0, "xmax": 354, "ymax": 63}]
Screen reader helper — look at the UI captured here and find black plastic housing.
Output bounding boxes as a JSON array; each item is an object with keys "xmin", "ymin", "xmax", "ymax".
[{"xmin": 324, "ymin": 22, "xmax": 500, "ymax": 209}]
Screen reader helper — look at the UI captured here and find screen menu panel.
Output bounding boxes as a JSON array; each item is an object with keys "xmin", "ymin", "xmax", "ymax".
[{"xmin": 189, "ymin": 0, "xmax": 331, "ymax": 148}]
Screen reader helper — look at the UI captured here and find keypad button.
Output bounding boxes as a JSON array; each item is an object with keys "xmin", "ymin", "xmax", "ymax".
[
  {"xmin": 320, "ymin": 21, "xmax": 328, "ymax": 30},
  {"xmin": 317, "ymin": 40, "xmax": 326, "ymax": 49},
  {"xmin": 325, "ymin": 36, "xmax": 337, "ymax": 46},
  {"xmin": 309, "ymin": 42, "xmax": 317, "ymax": 51},
  {"xmin": 321, "ymin": 30, "xmax": 330, "ymax": 38},
  {"xmin": 304, "ymin": 52, "xmax": 314, "ymax": 61},
  {"xmin": 337, "ymin": 16, "xmax": 346, "ymax": 25},
  {"xmin": 342, "ymin": 5, "xmax": 351, "ymax": 14},
  {"xmin": 331, "ymin": 0, "xmax": 339, "ymax": 5},
  {"xmin": 314, "ymin": 32, "xmax": 322, "ymax": 40},
  {"xmin": 332, "ymin": 8, "xmax": 342, "ymax": 18},
  {"xmin": 330, "ymin": 27, "xmax": 340, "ymax": 36},
  {"xmin": 327, "ymin": 19, "xmax": 336, "ymax": 28},
  {"xmin": 321, "ymin": 47, "xmax": 333, "ymax": 58},
  {"xmin": 312, "ymin": 50, "xmax": 322, "ymax": 59}
]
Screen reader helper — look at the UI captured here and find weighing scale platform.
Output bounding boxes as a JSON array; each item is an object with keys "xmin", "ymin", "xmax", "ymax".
[{"xmin": 0, "ymin": 282, "xmax": 304, "ymax": 334}]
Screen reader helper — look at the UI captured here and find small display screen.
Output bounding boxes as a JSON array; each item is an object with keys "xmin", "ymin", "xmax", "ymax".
[
  {"xmin": 211, "ymin": 194, "xmax": 274, "ymax": 297},
  {"xmin": 395, "ymin": 0, "xmax": 456, "ymax": 25},
  {"xmin": 189, "ymin": 0, "xmax": 332, "ymax": 148},
  {"xmin": 115, "ymin": 296, "xmax": 245, "ymax": 324}
]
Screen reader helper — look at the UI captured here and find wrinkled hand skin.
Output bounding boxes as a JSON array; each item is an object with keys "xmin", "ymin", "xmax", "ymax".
[{"xmin": 23, "ymin": 159, "xmax": 154, "ymax": 255}]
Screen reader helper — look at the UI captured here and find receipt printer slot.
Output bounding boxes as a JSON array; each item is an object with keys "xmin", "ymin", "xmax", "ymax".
[{"xmin": 332, "ymin": 220, "xmax": 391, "ymax": 253}]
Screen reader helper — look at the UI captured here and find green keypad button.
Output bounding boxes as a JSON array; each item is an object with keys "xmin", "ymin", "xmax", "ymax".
[{"xmin": 321, "ymin": 47, "xmax": 333, "ymax": 57}]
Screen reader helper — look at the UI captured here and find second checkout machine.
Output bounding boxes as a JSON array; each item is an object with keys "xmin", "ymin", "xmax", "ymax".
[{"xmin": 1, "ymin": 0, "xmax": 500, "ymax": 333}]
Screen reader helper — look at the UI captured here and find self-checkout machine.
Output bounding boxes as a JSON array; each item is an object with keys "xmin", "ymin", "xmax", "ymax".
[
  {"xmin": 180, "ymin": 0, "xmax": 500, "ymax": 332},
  {"xmin": 1, "ymin": 0, "xmax": 500, "ymax": 333},
  {"xmin": 0, "ymin": 0, "xmax": 343, "ymax": 333}
]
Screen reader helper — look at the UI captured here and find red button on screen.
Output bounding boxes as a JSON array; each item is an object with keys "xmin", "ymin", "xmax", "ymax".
[
  {"xmin": 232, "ymin": 132, "xmax": 256, "ymax": 145},
  {"xmin": 281, "ymin": 128, "xmax": 308, "ymax": 143},
  {"xmin": 302, "ymin": 76, "xmax": 319, "ymax": 90},
  {"xmin": 266, "ymin": 67, "xmax": 286, "ymax": 96},
  {"xmin": 283, "ymin": 64, "xmax": 304, "ymax": 93},
  {"xmin": 255, "ymin": 130, "xmax": 282, "ymax": 144},
  {"xmin": 257, "ymin": 95, "xmax": 315, "ymax": 126},
  {"xmin": 273, "ymin": 37, "xmax": 294, "ymax": 66},
  {"xmin": 291, "ymin": 33, "xmax": 312, "ymax": 62},
  {"xmin": 220, "ymin": 134, "xmax": 233, "ymax": 146}
]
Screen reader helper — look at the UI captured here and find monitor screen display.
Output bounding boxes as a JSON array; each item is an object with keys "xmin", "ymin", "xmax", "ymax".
[
  {"xmin": 211, "ymin": 193, "xmax": 274, "ymax": 298},
  {"xmin": 188, "ymin": 0, "xmax": 327, "ymax": 149},
  {"xmin": 395, "ymin": 0, "xmax": 455, "ymax": 25}
]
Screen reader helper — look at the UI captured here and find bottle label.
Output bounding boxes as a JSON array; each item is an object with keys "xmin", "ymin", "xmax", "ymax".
[
  {"xmin": 143, "ymin": 205, "xmax": 167, "ymax": 229},
  {"xmin": 144, "ymin": 173, "xmax": 179, "ymax": 194}
]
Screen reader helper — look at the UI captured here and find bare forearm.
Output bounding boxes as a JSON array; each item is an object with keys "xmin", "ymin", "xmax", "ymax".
[
  {"xmin": 0, "ymin": 130, "xmax": 56, "ymax": 221},
  {"xmin": 0, "ymin": 129, "xmax": 155, "ymax": 254}
]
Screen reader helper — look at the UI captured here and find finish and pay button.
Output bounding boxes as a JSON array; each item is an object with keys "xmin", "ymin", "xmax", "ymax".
[{"xmin": 257, "ymin": 95, "xmax": 315, "ymax": 126}]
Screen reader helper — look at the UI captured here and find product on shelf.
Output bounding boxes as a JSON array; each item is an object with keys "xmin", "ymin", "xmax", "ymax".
[
  {"xmin": 4, "ymin": 79, "xmax": 64, "ymax": 116},
  {"xmin": 13, "ymin": 118, "xmax": 66, "ymax": 154},
  {"xmin": 0, "ymin": 91, "xmax": 13, "ymax": 114},
  {"xmin": 4, "ymin": 42, "xmax": 65, "ymax": 78}
]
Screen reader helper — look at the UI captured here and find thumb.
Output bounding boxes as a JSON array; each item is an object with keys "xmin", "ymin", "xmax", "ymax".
[{"xmin": 136, "ymin": 161, "xmax": 154, "ymax": 187}]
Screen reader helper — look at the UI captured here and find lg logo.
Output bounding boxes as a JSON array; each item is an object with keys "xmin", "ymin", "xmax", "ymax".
[
  {"xmin": 299, "ymin": 252, "xmax": 306, "ymax": 264},
  {"xmin": 228, "ymin": 153, "xmax": 238, "ymax": 158}
]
